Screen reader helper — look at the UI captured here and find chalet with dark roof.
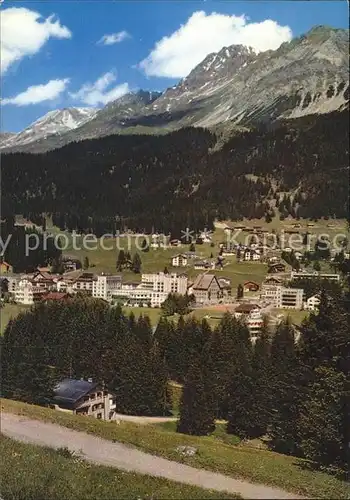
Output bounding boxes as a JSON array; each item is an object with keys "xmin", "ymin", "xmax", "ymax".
[
  {"xmin": 244, "ymin": 281, "xmax": 260, "ymax": 292},
  {"xmin": 52, "ymin": 378, "xmax": 116, "ymax": 421},
  {"xmin": 235, "ymin": 303, "xmax": 261, "ymax": 315}
]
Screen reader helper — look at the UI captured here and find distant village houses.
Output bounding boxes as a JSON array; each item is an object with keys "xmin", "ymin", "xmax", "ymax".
[
  {"xmin": 171, "ymin": 254, "xmax": 188, "ymax": 267},
  {"xmin": 0, "ymin": 261, "xmax": 13, "ymax": 274},
  {"xmin": 189, "ymin": 273, "xmax": 224, "ymax": 305}
]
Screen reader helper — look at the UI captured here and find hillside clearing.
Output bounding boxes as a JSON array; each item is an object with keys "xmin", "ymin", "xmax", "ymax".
[{"xmin": 2, "ymin": 399, "xmax": 349, "ymax": 499}]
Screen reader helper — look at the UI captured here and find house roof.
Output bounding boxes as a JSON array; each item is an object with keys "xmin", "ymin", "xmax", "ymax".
[
  {"xmin": 218, "ymin": 278, "xmax": 231, "ymax": 289},
  {"xmin": 264, "ymin": 276, "xmax": 282, "ymax": 283},
  {"xmin": 62, "ymin": 255, "xmax": 81, "ymax": 262},
  {"xmin": 194, "ymin": 260, "xmax": 208, "ymax": 266},
  {"xmin": 53, "ymin": 378, "xmax": 99, "ymax": 405},
  {"xmin": 43, "ymin": 292, "xmax": 68, "ymax": 301},
  {"xmin": 37, "ymin": 267, "xmax": 51, "ymax": 273},
  {"xmin": 74, "ymin": 272, "xmax": 95, "ymax": 282},
  {"xmin": 244, "ymin": 281, "xmax": 259, "ymax": 286},
  {"xmin": 0, "ymin": 261, "xmax": 11, "ymax": 267},
  {"xmin": 193, "ymin": 273, "xmax": 219, "ymax": 290},
  {"xmin": 308, "ymin": 294, "xmax": 321, "ymax": 300},
  {"xmin": 235, "ymin": 303, "xmax": 261, "ymax": 313}
]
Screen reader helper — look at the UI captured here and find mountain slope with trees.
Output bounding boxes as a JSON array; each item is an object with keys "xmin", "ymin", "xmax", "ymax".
[
  {"xmin": 1, "ymin": 279, "xmax": 349, "ymax": 474},
  {"xmin": 2, "ymin": 110, "xmax": 348, "ymax": 235}
]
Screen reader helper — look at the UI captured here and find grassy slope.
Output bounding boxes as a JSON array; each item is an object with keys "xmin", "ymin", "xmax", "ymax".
[
  {"xmin": 61, "ymin": 235, "xmax": 268, "ymax": 288},
  {"xmin": 55, "ymin": 217, "xmax": 348, "ymax": 280},
  {"xmin": 0, "ymin": 304, "xmax": 31, "ymax": 335},
  {"xmin": 2, "ymin": 399, "xmax": 349, "ymax": 499},
  {"xmin": 0, "ymin": 436, "xmax": 236, "ymax": 500},
  {"xmin": 272, "ymin": 308, "xmax": 309, "ymax": 325},
  {"xmin": 1, "ymin": 218, "xmax": 345, "ymax": 330}
]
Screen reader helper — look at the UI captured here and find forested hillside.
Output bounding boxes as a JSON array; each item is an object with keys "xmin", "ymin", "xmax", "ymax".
[{"xmin": 2, "ymin": 110, "xmax": 348, "ymax": 235}]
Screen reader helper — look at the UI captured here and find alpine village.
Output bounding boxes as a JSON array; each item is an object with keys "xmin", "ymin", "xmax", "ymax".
[{"xmin": 0, "ymin": 5, "xmax": 349, "ymax": 500}]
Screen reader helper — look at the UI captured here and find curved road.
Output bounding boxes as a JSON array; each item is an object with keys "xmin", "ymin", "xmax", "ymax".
[{"xmin": 1, "ymin": 413, "xmax": 303, "ymax": 500}]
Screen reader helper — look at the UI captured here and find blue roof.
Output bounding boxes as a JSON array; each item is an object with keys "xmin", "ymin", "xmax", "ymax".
[{"xmin": 54, "ymin": 378, "xmax": 99, "ymax": 404}]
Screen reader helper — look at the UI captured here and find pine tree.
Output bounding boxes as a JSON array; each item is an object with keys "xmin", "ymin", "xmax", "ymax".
[
  {"xmin": 132, "ymin": 252, "xmax": 142, "ymax": 273},
  {"xmin": 135, "ymin": 315, "xmax": 153, "ymax": 347},
  {"xmin": 116, "ymin": 250, "xmax": 126, "ymax": 271},
  {"xmin": 177, "ymin": 356, "xmax": 215, "ymax": 436},
  {"xmin": 236, "ymin": 283, "xmax": 244, "ymax": 299},
  {"xmin": 154, "ymin": 317, "xmax": 178, "ymax": 380},
  {"xmin": 141, "ymin": 238, "xmax": 149, "ymax": 252},
  {"xmin": 250, "ymin": 321, "xmax": 271, "ymax": 437},
  {"xmin": 213, "ymin": 313, "xmax": 238, "ymax": 419},
  {"xmin": 297, "ymin": 288, "xmax": 350, "ymax": 472},
  {"xmin": 178, "ymin": 317, "xmax": 208, "ymax": 383},
  {"xmin": 148, "ymin": 342, "xmax": 171, "ymax": 416},
  {"xmin": 298, "ymin": 366, "xmax": 348, "ymax": 472},
  {"xmin": 269, "ymin": 319, "xmax": 300, "ymax": 455},
  {"xmin": 226, "ymin": 320, "xmax": 255, "ymax": 439},
  {"xmin": 114, "ymin": 326, "xmax": 169, "ymax": 416},
  {"xmin": 313, "ymin": 261, "xmax": 321, "ymax": 271},
  {"xmin": 128, "ymin": 311, "xmax": 136, "ymax": 332},
  {"xmin": 298, "ymin": 289, "xmax": 349, "ymax": 375},
  {"xmin": 51, "ymin": 256, "xmax": 64, "ymax": 274},
  {"xmin": 83, "ymin": 256, "xmax": 90, "ymax": 270}
]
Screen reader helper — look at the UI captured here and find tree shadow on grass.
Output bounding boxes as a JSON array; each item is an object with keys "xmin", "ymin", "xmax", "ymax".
[{"xmin": 292, "ymin": 457, "xmax": 348, "ymax": 482}]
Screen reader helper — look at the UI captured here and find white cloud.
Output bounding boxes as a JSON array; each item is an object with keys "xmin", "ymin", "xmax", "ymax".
[
  {"xmin": 140, "ymin": 11, "xmax": 293, "ymax": 78},
  {"xmin": 69, "ymin": 72, "xmax": 130, "ymax": 106},
  {"xmin": 2, "ymin": 79, "xmax": 70, "ymax": 106},
  {"xmin": 1, "ymin": 7, "xmax": 71, "ymax": 74},
  {"xmin": 97, "ymin": 31, "xmax": 130, "ymax": 46}
]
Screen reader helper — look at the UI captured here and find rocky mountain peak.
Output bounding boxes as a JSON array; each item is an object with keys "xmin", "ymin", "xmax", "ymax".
[
  {"xmin": 105, "ymin": 90, "xmax": 161, "ymax": 111},
  {"xmin": 1, "ymin": 25, "xmax": 348, "ymax": 153},
  {"xmin": 0, "ymin": 107, "xmax": 99, "ymax": 150}
]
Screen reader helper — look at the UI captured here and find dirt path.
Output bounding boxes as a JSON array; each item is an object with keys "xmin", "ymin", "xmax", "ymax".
[
  {"xmin": 114, "ymin": 412, "xmax": 176, "ymax": 424},
  {"xmin": 1, "ymin": 413, "xmax": 303, "ymax": 499}
]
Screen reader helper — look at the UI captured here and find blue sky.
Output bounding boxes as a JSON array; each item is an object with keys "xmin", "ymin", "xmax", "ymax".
[{"xmin": 1, "ymin": 1, "xmax": 348, "ymax": 132}]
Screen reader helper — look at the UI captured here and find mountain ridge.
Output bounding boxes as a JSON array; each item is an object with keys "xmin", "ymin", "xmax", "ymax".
[
  {"xmin": 1, "ymin": 25, "xmax": 348, "ymax": 154},
  {"xmin": 1, "ymin": 108, "xmax": 99, "ymax": 150}
]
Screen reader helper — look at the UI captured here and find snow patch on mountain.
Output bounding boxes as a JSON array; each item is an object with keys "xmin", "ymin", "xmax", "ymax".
[{"xmin": 0, "ymin": 108, "xmax": 98, "ymax": 149}]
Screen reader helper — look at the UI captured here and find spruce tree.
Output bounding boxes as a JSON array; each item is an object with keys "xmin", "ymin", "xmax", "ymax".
[
  {"xmin": 135, "ymin": 315, "xmax": 153, "ymax": 347},
  {"xmin": 141, "ymin": 238, "xmax": 149, "ymax": 252},
  {"xmin": 298, "ymin": 289, "xmax": 349, "ymax": 375},
  {"xmin": 114, "ymin": 327, "xmax": 169, "ymax": 416},
  {"xmin": 250, "ymin": 321, "xmax": 271, "ymax": 437},
  {"xmin": 298, "ymin": 366, "xmax": 348, "ymax": 472},
  {"xmin": 214, "ymin": 313, "xmax": 238, "ymax": 419},
  {"xmin": 154, "ymin": 317, "xmax": 178, "ymax": 380},
  {"xmin": 177, "ymin": 356, "xmax": 215, "ymax": 436},
  {"xmin": 297, "ymin": 288, "xmax": 350, "ymax": 472},
  {"xmin": 148, "ymin": 342, "xmax": 171, "ymax": 416},
  {"xmin": 226, "ymin": 320, "xmax": 255, "ymax": 439},
  {"xmin": 269, "ymin": 319, "xmax": 300, "ymax": 455},
  {"xmin": 236, "ymin": 283, "xmax": 244, "ymax": 299},
  {"xmin": 132, "ymin": 252, "xmax": 142, "ymax": 273},
  {"xmin": 116, "ymin": 250, "xmax": 126, "ymax": 271},
  {"xmin": 178, "ymin": 317, "xmax": 208, "ymax": 383}
]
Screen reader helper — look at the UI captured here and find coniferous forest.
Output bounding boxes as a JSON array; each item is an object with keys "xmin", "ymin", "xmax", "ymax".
[
  {"xmin": 2, "ymin": 110, "xmax": 348, "ymax": 235},
  {"xmin": 1, "ymin": 281, "xmax": 349, "ymax": 475}
]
